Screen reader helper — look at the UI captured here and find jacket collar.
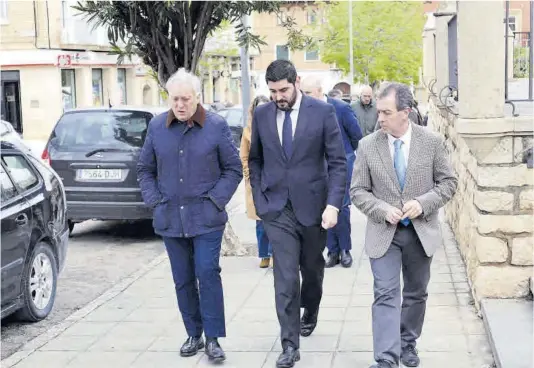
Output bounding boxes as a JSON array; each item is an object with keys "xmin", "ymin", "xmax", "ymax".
[{"xmin": 166, "ymin": 104, "xmax": 206, "ymax": 128}]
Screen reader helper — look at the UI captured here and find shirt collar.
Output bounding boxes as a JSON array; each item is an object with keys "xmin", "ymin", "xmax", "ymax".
[
  {"xmin": 388, "ymin": 122, "xmax": 412, "ymax": 147},
  {"xmin": 322, "ymin": 94, "xmax": 328, "ymax": 103},
  {"xmin": 166, "ymin": 103, "xmax": 206, "ymax": 128}
]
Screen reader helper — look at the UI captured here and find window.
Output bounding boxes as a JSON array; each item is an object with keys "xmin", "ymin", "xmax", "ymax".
[
  {"xmin": 50, "ymin": 110, "xmax": 154, "ymax": 151},
  {"xmin": 61, "ymin": 69, "xmax": 77, "ymax": 111},
  {"xmin": 305, "ymin": 49, "xmax": 319, "ymax": 61},
  {"xmin": 0, "ymin": 167, "xmax": 17, "ymax": 202},
  {"xmin": 92, "ymin": 68, "xmax": 103, "ymax": 106},
  {"xmin": 0, "ymin": 0, "xmax": 8, "ymax": 24},
  {"xmin": 504, "ymin": 16, "xmax": 516, "ymax": 32},
  {"xmin": 276, "ymin": 45, "xmax": 290, "ymax": 61},
  {"xmin": 2, "ymin": 155, "xmax": 39, "ymax": 193},
  {"xmin": 307, "ymin": 10, "xmax": 317, "ymax": 25},
  {"xmin": 117, "ymin": 68, "xmax": 127, "ymax": 104}
]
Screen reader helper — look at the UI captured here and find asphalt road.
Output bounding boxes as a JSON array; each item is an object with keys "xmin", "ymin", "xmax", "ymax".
[{"xmin": 0, "ymin": 219, "xmax": 165, "ymax": 360}]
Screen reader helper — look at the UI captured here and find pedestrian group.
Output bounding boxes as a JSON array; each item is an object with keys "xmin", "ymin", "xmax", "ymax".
[{"xmin": 137, "ymin": 60, "xmax": 458, "ymax": 368}]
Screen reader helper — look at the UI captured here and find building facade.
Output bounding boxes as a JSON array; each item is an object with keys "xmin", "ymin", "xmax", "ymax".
[
  {"xmin": 250, "ymin": 2, "xmax": 348, "ymax": 97},
  {"xmin": 0, "ymin": 1, "xmax": 162, "ymax": 140}
]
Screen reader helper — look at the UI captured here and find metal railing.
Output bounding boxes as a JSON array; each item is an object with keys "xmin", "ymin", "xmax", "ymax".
[{"xmin": 505, "ymin": 0, "xmax": 533, "ymax": 116}]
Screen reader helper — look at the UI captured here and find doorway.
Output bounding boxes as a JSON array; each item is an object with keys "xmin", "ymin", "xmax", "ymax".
[{"xmin": 1, "ymin": 71, "xmax": 23, "ymax": 134}]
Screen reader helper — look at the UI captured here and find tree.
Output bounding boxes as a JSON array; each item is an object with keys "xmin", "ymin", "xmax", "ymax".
[
  {"xmin": 72, "ymin": 1, "xmax": 282, "ymax": 86},
  {"xmin": 314, "ymin": 1, "xmax": 425, "ymax": 85}
]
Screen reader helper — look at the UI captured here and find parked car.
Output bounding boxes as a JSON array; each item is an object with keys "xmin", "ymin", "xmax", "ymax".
[
  {"xmin": 42, "ymin": 106, "xmax": 168, "ymax": 234},
  {"xmin": 216, "ymin": 105, "xmax": 244, "ymax": 147},
  {"xmin": 1, "ymin": 141, "xmax": 69, "ymax": 321},
  {"xmin": 1, "ymin": 120, "xmax": 28, "ymax": 153}
]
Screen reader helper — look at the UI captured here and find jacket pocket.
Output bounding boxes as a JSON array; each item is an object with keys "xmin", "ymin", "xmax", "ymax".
[
  {"xmin": 152, "ymin": 202, "xmax": 169, "ymax": 230},
  {"xmin": 203, "ymin": 198, "xmax": 228, "ymax": 228}
]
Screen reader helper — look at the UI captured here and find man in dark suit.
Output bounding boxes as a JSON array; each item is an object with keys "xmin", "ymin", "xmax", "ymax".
[
  {"xmin": 249, "ymin": 60, "xmax": 347, "ymax": 368},
  {"xmin": 301, "ymin": 76, "xmax": 362, "ymax": 268}
]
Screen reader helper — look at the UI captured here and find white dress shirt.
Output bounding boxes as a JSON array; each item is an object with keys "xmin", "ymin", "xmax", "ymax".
[
  {"xmin": 276, "ymin": 90, "xmax": 303, "ymax": 143},
  {"xmin": 387, "ymin": 123, "xmax": 412, "ymax": 167}
]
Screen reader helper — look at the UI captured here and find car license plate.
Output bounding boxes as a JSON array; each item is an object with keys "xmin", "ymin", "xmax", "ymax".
[{"xmin": 77, "ymin": 169, "xmax": 122, "ymax": 181}]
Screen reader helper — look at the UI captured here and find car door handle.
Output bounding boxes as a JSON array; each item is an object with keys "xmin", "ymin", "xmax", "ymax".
[{"xmin": 15, "ymin": 214, "xmax": 28, "ymax": 226}]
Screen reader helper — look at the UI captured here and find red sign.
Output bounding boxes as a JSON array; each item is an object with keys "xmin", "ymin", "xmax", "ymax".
[{"xmin": 57, "ymin": 54, "xmax": 72, "ymax": 67}]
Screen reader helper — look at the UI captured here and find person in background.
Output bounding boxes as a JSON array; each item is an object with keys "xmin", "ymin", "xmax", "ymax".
[
  {"xmin": 327, "ymin": 88, "xmax": 344, "ymax": 100},
  {"xmin": 301, "ymin": 76, "xmax": 362, "ymax": 268},
  {"xmin": 240, "ymin": 95, "xmax": 272, "ymax": 268},
  {"xmin": 137, "ymin": 68, "xmax": 242, "ymax": 363},
  {"xmin": 351, "ymin": 85, "xmax": 379, "ymax": 137}
]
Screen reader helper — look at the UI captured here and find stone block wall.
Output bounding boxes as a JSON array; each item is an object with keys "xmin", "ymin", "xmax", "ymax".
[{"xmin": 428, "ymin": 99, "xmax": 533, "ymax": 304}]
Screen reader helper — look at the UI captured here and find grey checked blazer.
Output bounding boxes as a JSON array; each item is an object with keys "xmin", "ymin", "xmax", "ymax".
[{"xmin": 350, "ymin": 123, "xmax": 458, "ymax": 259}]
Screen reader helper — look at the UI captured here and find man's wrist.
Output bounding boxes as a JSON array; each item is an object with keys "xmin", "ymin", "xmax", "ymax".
[{"xmin": 326, "ymin": 204, "xmax": 339, "ymax": 212}]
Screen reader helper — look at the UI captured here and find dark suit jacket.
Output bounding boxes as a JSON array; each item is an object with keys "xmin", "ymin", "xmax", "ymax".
[
  {"xmin": 327, "ymin": 97, "xmax": 362, "ymax": 154},
  {"xmin": 248, "ymin": 94, "xmax": 347, "ymax": 227}
]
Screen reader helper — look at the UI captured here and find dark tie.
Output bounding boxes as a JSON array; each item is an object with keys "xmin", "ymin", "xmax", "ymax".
[
  {"xmin": 282, "ymin": 110, "xmax": 293, "ymax": 158},
  {"xmin": 394, "ymin": 139, "xmax": 410, "ymax": 226}
]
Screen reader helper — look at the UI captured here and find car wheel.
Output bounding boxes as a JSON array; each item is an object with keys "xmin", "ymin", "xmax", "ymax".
[
  {"xmin": 68, "ymin": 220, "xmax": 75, "ymax": 236},
  {"xmin": 15, "ymin": 242, "xmax": 58, "ymax": 322}
]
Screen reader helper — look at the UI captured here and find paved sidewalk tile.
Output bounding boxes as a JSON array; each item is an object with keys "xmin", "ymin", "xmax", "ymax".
[{"xmin": 6, "ymin": 209, "xmax": 494, "ymax": 368}]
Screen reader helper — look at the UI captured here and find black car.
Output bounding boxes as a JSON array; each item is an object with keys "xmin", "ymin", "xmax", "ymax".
[
  {"xmin": 1, "ymin": 141, "xmax": 69, "ymax": 321},
  {"xmin": 42, "ymin": 106, "xmax": 167, "ymax": 233},
  {"xmin": 216, "ymin": 106, "xmax": 244, "ymax": 148}
]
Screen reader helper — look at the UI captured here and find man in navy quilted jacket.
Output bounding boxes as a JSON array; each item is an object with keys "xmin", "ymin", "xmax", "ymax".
[{"xmin": 137, "ymin": 68, "xmax": 242, "ymax": 363}]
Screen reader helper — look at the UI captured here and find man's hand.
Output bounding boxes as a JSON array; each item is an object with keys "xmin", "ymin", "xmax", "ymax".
[
  {"xmin": 402, "ymin": 200, "xmax": 423, "ymax": 220},
  {"xmin": 321, "ymin": 206, "xmax": 338, "ymax": 230},
  {"xmin": 386, "ymin": 207, "xmax": 404, "ymax": 225}
]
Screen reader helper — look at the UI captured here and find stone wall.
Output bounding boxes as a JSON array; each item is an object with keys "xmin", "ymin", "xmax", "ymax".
[{"xmin": 428, "ymin": 99, "xmax": 533, "ymax": 304}]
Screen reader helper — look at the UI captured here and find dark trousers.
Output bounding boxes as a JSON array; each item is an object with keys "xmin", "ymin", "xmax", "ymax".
[
  {"xmin": 263, "ymin": 202, "xmax": 327, "ymax": 349},
  {"xmin": 327, "ymin": 152, "xmax": 355, "ymax": 254},
  {"xmin": 370, "ymin": 224, "xmax": 432, "ymax": 365},
  {"xmin": 163, "ymin": 230, "xmax": 226, "ymax": 339},
  {"xmin": 256, "ymin": 220, "xmax": 272, "ymax": 258}
]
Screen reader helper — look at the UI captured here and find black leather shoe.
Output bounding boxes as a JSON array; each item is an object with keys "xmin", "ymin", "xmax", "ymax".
[
  {"xmin": 325, "ymin": 253, "xmax": 340, "ymax": 268},
  {"xmin": 340, "ymin": 250, "xmax": 353, "ymax": 268},
  {"xmin": 180, "ymin": 336, "xmax": 204, "ymax": 357},
  {"xmin": 205, "ymin": 338, "xmax": 226, "ymax": 363},
  {"xmin": 276, "ymin": 345, "xmax": 300, "ymax": 368},
  {"xmin": 300, "ymin": 309, "xmax": 318, "ymax": 337},
  {"xmin": 370, "ymin": 360, "xmax": 395, "ymax": 368},
  {"xmin": 401, "ymin": 345, "xmax": 420, "ymax": 367}
]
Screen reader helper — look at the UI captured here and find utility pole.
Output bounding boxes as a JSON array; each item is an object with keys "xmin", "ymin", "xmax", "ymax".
[
  {"xmin": 240, "ymin": 14, "xmax": 251, "ymax": 127},
  {"xmin": 348, "ymin": 0, "xmax": 354, "ymax": 90}
]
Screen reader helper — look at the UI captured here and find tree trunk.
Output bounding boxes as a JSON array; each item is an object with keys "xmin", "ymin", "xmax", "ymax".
[{"xmin": 221, "ymin": 222, "xmax": 248, "ymax": 256}]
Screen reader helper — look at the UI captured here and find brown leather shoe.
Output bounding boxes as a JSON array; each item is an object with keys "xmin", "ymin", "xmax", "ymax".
[{"xmin": 260, "ymin": 258, "xmax": 270, "ymax": 268}]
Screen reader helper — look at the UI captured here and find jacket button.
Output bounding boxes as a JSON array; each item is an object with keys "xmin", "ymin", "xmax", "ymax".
[
  {"xmin": 179, "ymin": 150, "xmax": 183, "ymax": 154},
  {"xmin": 180, "ymin": 206, "xmax": 184, "ymax": 210},
  {"xmin": 180, "ymin": 178, "xmax": 183, "ymax": 182}
]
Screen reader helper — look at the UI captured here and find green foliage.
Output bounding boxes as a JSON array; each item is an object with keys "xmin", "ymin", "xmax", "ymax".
[
  {"xmin": 314, "ymin": 1, "xmax": 425, "ymax": 85},
  {"xmin": 513, "ymin": 46, "xmax": 530, "ymax": 78},
  {"xmin": 72, "ymin": 1, "xmax": 281, "ymax": 85}
]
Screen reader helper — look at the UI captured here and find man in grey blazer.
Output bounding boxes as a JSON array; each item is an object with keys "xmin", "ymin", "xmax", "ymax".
[{"xmin": 350, "ymin": 83, "xmax": 457, "ymax": 368}]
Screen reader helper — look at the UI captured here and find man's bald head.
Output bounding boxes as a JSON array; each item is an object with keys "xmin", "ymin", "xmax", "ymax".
[
  {"xmin": 300, "ymin": 75, "xmax": 324, "ymax": 100},
  {"xmin": 360, "ymin": 85, "xmax": 373, "ymax": 105}
]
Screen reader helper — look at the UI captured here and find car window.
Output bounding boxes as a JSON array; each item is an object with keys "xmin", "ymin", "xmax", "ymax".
[
  {"xmin": 222, "ymin": 109, "xmax": 243, "ymax": 127},
  {"xmin": 2, "ymin": 155, "xmax": 39, "ymax": 193},
  {"xmin": 49, "ymin": 110, "xmax": 153, "ymax": 151},
  {"xmin": 0, "ymin": 166, "xmax": 18, "ymax": 202}
]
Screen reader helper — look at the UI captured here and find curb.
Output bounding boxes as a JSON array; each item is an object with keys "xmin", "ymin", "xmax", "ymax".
[{"xmin": 1, "ymin": 253, "xmax": 168, "ymax": 368}]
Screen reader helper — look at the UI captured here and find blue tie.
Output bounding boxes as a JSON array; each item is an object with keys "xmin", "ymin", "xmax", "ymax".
[
  {"xmin": 394, "ymin": 139, "xmax": 410, "ymax": 226},
  {"xmin": 282, "ymin": 110, "xmax": 293, "ymax": 158}
]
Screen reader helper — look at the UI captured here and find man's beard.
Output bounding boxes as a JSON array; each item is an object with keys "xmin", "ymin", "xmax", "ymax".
[{"xmin": 276, "ymin": 88, "xmax": 298, "ymax": 111}]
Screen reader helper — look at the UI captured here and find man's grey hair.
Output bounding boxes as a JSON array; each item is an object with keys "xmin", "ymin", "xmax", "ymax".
[
  {"xmin": 327, "ymin": 89, "xmax": 343, "ymax": 99},
  {"xmin": 300, "ymin": 75, "xmax": 323, "ymax": 90},
  {"xmin": 165, "ymin": 68, "xmax": 202, "ymax": 96},
  {"xmin": 377, "ymin": 82, "xmax": 414, "ymax": 111}
]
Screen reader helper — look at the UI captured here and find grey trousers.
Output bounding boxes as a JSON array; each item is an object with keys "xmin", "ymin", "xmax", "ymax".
[{"xmin": 370, "ymin": 223, "xmax": 432, "ymax": 366}]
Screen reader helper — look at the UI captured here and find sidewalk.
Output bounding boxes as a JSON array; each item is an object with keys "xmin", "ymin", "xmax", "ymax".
[{"xmin": 3, "ymin": 208, "xmax": 494, "ymax": 368}]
